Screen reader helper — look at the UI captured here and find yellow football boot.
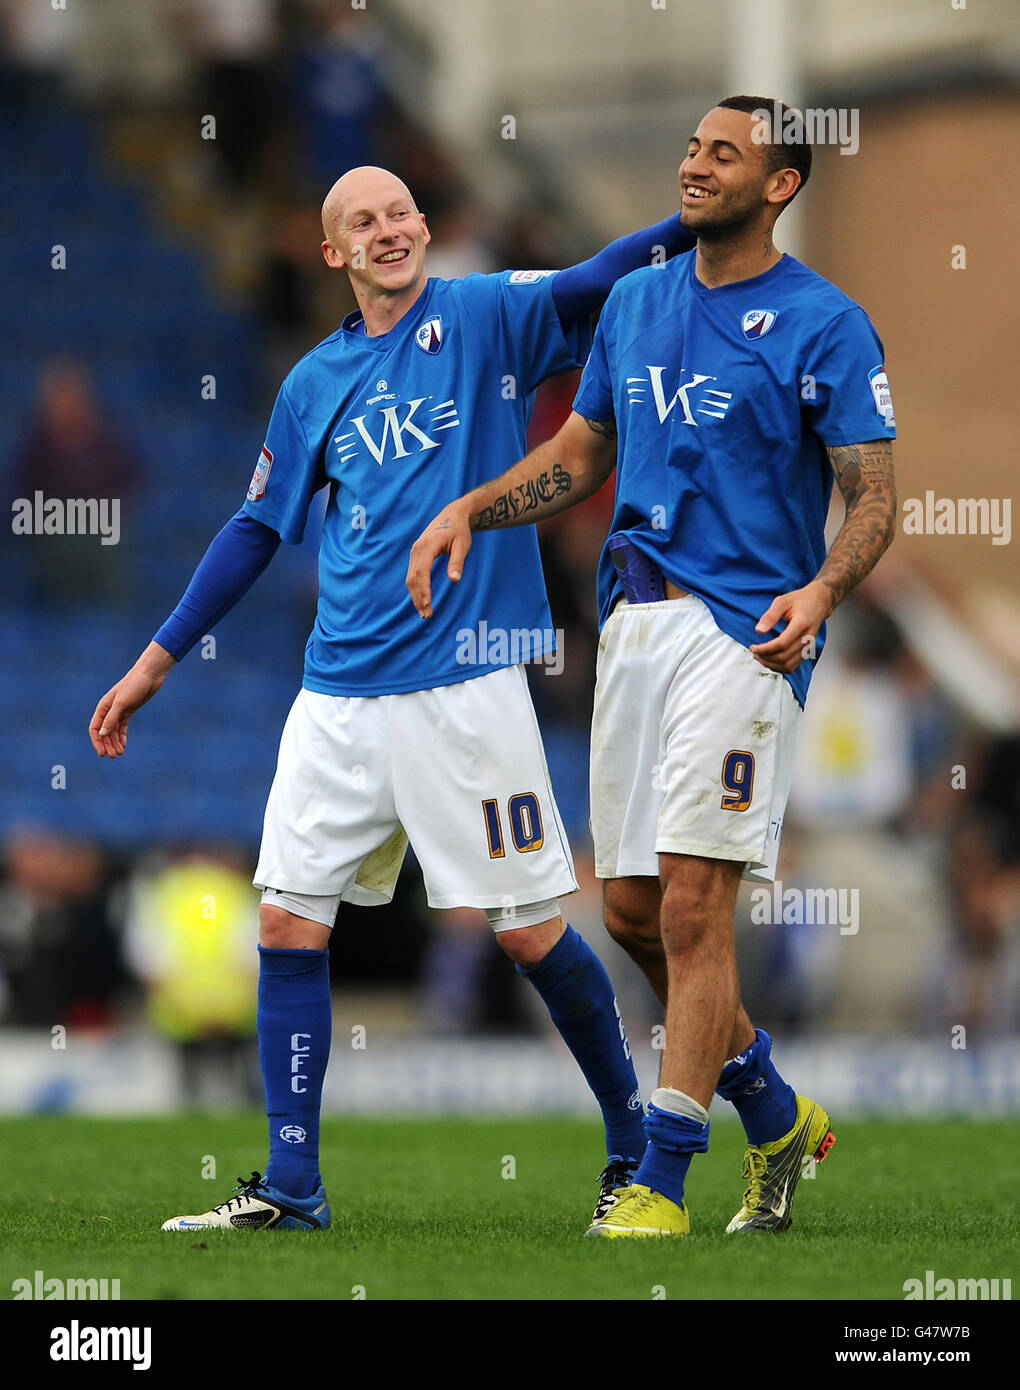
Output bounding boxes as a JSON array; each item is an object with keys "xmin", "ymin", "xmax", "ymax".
[
  {"xmin": 585, "ymin": 1183, "xmax": 690, "ymax": 1238},
  {"xmin": 726, "ymin": 1094, "xmax": 835, "ymax": 1234}
]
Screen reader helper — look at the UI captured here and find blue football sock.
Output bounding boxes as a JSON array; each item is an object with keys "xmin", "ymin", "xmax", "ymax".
[
  {"xmin": 257, "ymin": 945, "xmax": 332, "ymax": 1199},
  {"xmin": 716, "ymin": 1028, "xmax": 798, "ymax": 1145},
  {"xmin": 518, "ymin": 925, "xmax": 645, "ymax": 1161},
  {"xmin": 635, "ymin": 1096, "xmax": 710, "ymax": 1207}
]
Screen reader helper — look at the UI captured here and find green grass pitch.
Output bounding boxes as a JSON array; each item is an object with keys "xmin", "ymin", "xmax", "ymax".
[{"xmin": 2, "ymin": 1115, "xmax": 1016, "ymax": 1301}]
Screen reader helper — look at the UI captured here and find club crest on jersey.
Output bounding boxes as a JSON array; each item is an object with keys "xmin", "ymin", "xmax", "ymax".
[
  {"xmin": 247, "ymin": 444, "xmax": 273, "ymax": 501},
  {"xmin": 741, "ymin": 309, "xmax": 778, "ymax": 340},
  {"xmin": 415, "ymin": 316, "xmax": 443, "ymax": 355}
]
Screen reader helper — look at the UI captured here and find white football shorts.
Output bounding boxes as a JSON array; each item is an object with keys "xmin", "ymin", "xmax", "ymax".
[
  {"xmin": 590, "ymin": 596, "xmax": 802, "ymax": 883},
  {"xmin": 254, "ymin": 664, "xmax": 578, "ymax": 914}
]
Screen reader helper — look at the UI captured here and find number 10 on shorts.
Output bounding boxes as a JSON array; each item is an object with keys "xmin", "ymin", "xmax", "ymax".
[{"xmin": 482, "ymin": 794, "xmax": 545, "ymax": 857}]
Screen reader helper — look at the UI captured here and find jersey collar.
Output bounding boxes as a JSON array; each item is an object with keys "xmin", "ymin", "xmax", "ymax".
[
  {"xmin": 340, "ymin": 279, "xmax": 439, "ymax": 350},
  {"xmin": 689, "ymin": 252, "xmax": 791, "ymax": 296}
]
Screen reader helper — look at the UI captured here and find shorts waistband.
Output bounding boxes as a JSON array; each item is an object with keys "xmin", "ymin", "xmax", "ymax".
[{"xmin": 614, "ymin": 593, "xmax": 704, "ymax": 612}]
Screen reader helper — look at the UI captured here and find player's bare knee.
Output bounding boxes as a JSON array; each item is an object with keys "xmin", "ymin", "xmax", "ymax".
[
  {"xmin": 661, "ymin": 855, "xmax": 740, "ymax": 909},
  {"xmin": 603, "ymin": 901, "xmax": 659, "ymax": 957},
  {"xmin": 602, "ymin": 877, "xmax": 660, "ymax": 954},
  {"xmin": 259, "ymin": 903, "xmax": 330, "ymax": 950},
  {"xmin": 496, "ymin": 917, "xmax": 563, "ymax": 968},
  {"xmin": 658, "ymin": 901, "xmax": 713, "ymax": 957}
]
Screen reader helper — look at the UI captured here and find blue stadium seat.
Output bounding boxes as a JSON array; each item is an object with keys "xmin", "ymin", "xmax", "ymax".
[{"xmin": 0, "ymin": 100, "xmax": 306, "ymax": 853}]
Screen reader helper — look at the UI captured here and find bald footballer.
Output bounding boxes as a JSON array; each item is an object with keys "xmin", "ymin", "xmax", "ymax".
[{"xmin": 90, "ymin": 165, "xmax": 698, "ymax": 1231}]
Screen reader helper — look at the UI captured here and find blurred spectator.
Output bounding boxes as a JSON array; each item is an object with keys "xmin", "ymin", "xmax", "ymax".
[
  {"xmin": 0, "ymin": 0, "xmax": 74, "ymax": 114},
  {"xmin": 492, "ymin": 208, "xmax": 568, "ymax": 276},
  {"xmin": 423, "ymin": 202, "xmax": 498, "ymax": 281},
  {"xmin": 13, "ymin": 358, "xmax": 140, "ymax": 605},
  {"xmin": 178, "ymin": 0, "xmax": 279, "ymax": 194},
  {"xmin": 931, "ymin": 818, "xmax": 1020, "ymax": 1036},
  {"xmin": 973, "ymin": 733, "xmax": 1020, "ymax": 863},
  {"xmin": 381, "ymin": 123, "xmax": 461, "ymax": 224},
  {"xmin": 291, "ymin": 5, "xmax": 394, "ymax": 192},
  {"xmin": 0, "ymin": 829, "xmax": 122, "ymax": 1028},
  {"xmin": 122, "ymin": 848, "xmax": 260, "ymax": 1106},
  {"xmin": 896, "ymin": 647, "xmax": 968, "ymax": 847},
  {"xmin": 788, "ymin": 616, "xmax": 914, "ymax": 829},
  {"xmin": 256, "ymin": 202, "xmax": 335, "ymax": 395},
  {"xmin": 419, "ymin": 907, "xmax": 497, "ymax": 1035}
]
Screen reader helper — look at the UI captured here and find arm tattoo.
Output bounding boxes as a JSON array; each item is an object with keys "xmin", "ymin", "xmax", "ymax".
[
  {"xmin": 583, "ymin": 415, "xmax": 617, "ymax": 441},
  {"xmin": 472, "ymin": 462, "xmax": 573, "ymax": 531},
  {"xmin": 819, "ymin": 439, "xmax": 897, "ymax": 611}
]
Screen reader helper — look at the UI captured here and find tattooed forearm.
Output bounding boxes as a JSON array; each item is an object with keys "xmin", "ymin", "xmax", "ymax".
[
  {"xmin": 458, "ymin": 412, "xmax": 616, "ymax": 535},
  {"xmin": 817, "ymin": 439, "xmax": 897, "ymax": 612},
  {"xmin": 584, "ymin": 415, "xmax": 617, "ymax": 441},
  {"xmin": 472, "ymin": 462, "xmax": 573, "ymax": 530}
]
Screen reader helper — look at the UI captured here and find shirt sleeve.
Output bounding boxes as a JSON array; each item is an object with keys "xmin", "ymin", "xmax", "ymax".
[
  {"xmin": 571, "ymin": 299, "xmax": 616, "ymax": 423},
  {"xmin": 152, "ymin": 509, "xmax": 280, "ymax": 661},
  {"xmin": 551, "ymin": 213, "xmax": 695, "ymax": 326},
  {"xmin": 802, "ymin": 306, "xmax": 897, "ymax": 446},
  {"xmin": 241, "ymin": 378, "xmax": 327, "ymax": 544},
  {"xmin": 459, "ymin": 270, "xmax": 592, "ymax": 397}
]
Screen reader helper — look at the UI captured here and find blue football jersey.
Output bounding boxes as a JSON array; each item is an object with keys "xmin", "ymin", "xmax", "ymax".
[
  {"xmin": 573, "ymin": 251, "xmax": 896, "ymax": 707},
  {"xmin": 244, "ymin": 271, "xmax": 589, "ymax": 695}
]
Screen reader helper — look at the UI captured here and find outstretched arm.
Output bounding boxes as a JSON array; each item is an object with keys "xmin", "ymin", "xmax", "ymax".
[
  {"xmin": 89, "ymin": 509, "xmax": 281, "ymax": 757},
  {"xmin": 406, "ymin": 410, "xmax": 618, "ymax": 618},
  {"xmin": 551, "ymin": 212, "xmax": 693, "ymax": 328},
  {"xmin": 750, "ymin": 439, "xmax": 897, "ymax": 673}
]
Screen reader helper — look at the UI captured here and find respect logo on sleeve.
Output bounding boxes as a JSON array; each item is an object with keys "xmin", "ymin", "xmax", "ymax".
[{"xmin": 868, "ymin": 366, "xmax": 895, "ymax": 430}]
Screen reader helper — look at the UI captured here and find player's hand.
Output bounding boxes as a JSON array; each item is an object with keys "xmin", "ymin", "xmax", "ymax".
[
  {"xmin": 89, "ymin": 644, "xmax": 175, "ymax": 758},
  {"xmin": 749, "ymin": 581, "xmax": 832, "ymax": 674},
  {"xmin": 406, "ymin": 502, "xmax": 473, "ymax": 618}
]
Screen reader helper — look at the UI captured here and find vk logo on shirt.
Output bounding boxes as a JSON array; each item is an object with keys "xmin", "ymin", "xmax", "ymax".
[
  {"xmin": 626, "ymin": 366, "xmax": 733, "ymax": 427},
  {"xmin": 333, "ymin": 397, "xmax": 462, "ymax": 466}
]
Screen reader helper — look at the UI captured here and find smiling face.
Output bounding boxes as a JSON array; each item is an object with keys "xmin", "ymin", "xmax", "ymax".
[
  {"xmin": 678, "ymin": 106, "xmax": 799, "ymax": 239},
  {"xmin": 321, "ymin": 167, "xmax": 430, "ymax": 300}
]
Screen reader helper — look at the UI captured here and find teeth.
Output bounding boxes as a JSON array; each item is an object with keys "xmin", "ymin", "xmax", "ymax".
[
  {"xmin": 377, "ymin": 250, "xmax": 407, "ymax": 262},
  {"xmin": 686, "ymin": 187, "xmax": 711, "ymax": 199}
]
